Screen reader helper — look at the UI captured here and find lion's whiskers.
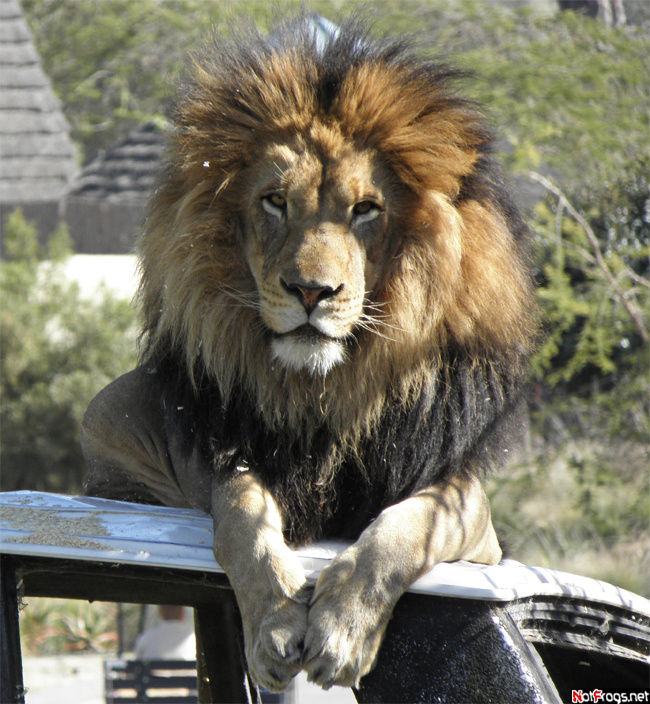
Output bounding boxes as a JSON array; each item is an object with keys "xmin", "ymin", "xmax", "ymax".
[
  {"xmin": 361, "ymin": 298, "xmax": 405, "ymax": 337},
  {"xmin": 218, "ymin": 285, "xmax": 261, "ymax": 311},
  {"xmin": 355, "ymin": 312, "xmax": 403, "ymax": 343},
  {"xmin": 362, "ymin": 295, "xmax": 389, "ymax": 310}
]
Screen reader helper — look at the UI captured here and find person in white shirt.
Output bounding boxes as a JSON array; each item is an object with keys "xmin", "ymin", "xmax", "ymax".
[{"xmin": 134, "ymin": 605, "xmax": 196, "ymax": 660}]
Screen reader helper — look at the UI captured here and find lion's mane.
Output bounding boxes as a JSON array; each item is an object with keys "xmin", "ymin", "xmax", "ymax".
[{"xmin": 137, "ymin": 18, "xmax": 536, "ymax": 543}]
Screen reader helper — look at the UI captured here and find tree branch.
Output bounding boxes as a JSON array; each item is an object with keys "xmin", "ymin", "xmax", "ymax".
[{"xmin": 529, "ymin": 171, "xmax": 648, "ymax": 343}]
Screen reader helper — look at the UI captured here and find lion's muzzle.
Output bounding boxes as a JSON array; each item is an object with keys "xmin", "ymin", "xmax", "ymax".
[
  {"xmin": 280, "ymin": 279, "xmax": 344, "ymax": 316},
  {"xmin": 267, "ymin": 275, "xmax": 357, "ymax": 375}
]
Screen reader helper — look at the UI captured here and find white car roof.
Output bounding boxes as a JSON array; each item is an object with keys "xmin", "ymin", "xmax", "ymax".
[{"xmin": 2, "ymin": 491, "xmax": 648, "ymax": 614}]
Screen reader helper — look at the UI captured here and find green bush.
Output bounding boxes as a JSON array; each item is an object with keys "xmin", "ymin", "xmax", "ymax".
[
  {"xmin": 0, "ymin": 211, "xmax": 137, "ymax": 493},
  {"xmin": 531, "ymin": 161, "xmax": 649, "ymax": 439},
  {"xmin": 488, "ymin": 161, "xmax": 650, "ymax": 596}
]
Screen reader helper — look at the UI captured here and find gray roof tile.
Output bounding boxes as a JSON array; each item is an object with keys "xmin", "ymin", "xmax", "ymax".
[
  {"xmin": 0, "ymin": 65, "xmax": 50, "ymax": 88},
  {"xmin": 0, "ymin": 87, "xmax": 60, "ymax": 111},
  {"xmin": 1, "ymin": 156, "xmax": 79, "ymax": 178},
  {"xmin": 1, "ymin": 177, "xmax": 73, "ymax": 201},
  {"xmin": 68, "ymin": 122, "xmax": 165, "ymax": 199},
  {"xmin": 0, "ymin": 42, "xmax": 39, "ymax": 64},
  {"xmin": 0, "ymin": 132, "xmax": 76, "ymax": 158},
  {"xmin": 0, "ymin": 0, "xmax": 22, "ymax": 19},
  {"xmin": 0, "ymin": 111, "xmax": 70, "ymax": 133},
  {"xmin": 0, "ymin": 17, "xmax": 32, "ymax": 43},
  {"xmin": 0, "ymin": 0, "xmax": 78, "ymax": 203}
]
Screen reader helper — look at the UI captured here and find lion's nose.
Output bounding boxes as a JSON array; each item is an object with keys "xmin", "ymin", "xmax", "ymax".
[{"xmin": 281, "ymin": 279, "xmax": 343, "ymax": 315}]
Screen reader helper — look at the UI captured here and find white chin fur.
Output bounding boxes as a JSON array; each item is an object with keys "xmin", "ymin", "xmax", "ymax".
[{"xmin": 271, "ymin": 336, "xmax": 346, "ymax": 375}]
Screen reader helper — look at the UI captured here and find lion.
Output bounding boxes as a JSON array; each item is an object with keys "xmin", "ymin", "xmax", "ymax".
[{"xmin": 81, "ymin": 17, "xmax": 536, "ymax": 693}]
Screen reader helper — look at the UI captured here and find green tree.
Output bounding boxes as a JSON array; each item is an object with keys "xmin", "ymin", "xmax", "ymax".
[
  {"xmin": 369, "ymin": 0, "xmax": 650, "ymax": 189},
  {"xmin": 0, "ymin": 211, "xmax": 137, "ymax": 492},
  {"xmin": 531, "ymin": 163, "xmax": 649, "ymax": 437},
  {"xmin": 21, "ymin": 0, "xmax": 331, "ymax": 162},
  {"xmin": 23, "ymin": 1, "xmax": 649, "ymax": 184},
  {"xmin": 488, "ymin": 163, "xmax": 649, "ymax": 596}
]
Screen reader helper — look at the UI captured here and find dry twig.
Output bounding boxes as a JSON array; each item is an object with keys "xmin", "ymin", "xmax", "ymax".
[{"xmin": 529, "ymin": 171, "xmax": 648, "ymax": 343}]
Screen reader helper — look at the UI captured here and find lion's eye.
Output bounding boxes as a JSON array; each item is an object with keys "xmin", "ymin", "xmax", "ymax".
[
  {"xmin": 262, "ymin": 193, "xmax": 287, "ymax": 216},
  {"xmin": 352, "ymin": 200, "xmax": 381, "ymax": 224},
  {"xmin": 354, "ymin": 201, "xmax": 374, "ymax": 215}
]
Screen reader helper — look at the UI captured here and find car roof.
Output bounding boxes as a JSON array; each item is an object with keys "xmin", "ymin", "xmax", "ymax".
[{"xmin": 2, "ymin": 490, "xmax": 649, "ymax": 614}]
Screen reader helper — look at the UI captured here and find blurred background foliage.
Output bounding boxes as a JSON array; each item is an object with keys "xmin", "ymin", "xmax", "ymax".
[
  {"xmin": 0, "ymin": 211, "xmax": 137, "ymax": 493},
  {"xmin": 2, "ymin": 0, "xmax": 648, "ymax": 641},
  {"xmin": 19, "ymin": 597, "xmax": 119, "ymax": 656}
]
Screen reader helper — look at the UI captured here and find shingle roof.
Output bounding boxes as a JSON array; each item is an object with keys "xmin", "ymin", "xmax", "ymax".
[
  {"xmin": 0, "ymin": 0, "xmax": 78, "ymax": 203},
  {"xmin": 68, "ymin": 121, "xmax": 165, "ymax": 201}
]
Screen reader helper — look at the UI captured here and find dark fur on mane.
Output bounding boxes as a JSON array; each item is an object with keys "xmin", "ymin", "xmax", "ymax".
[
  {"xmin": 153, "ymin": 342, "xmax": 525, "ymax": 544},
  {"xmin": 139, "ymin": 17, "xmax": 535, "ymax": 544}
]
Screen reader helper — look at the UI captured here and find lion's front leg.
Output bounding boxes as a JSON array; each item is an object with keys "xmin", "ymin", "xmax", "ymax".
[
  {"xmin": 303, "ymin": 475, "xmax": 501, "ymax": 689},
  {"xmin": 211, "ymin": 471, "xmax": 309, "ymax": 692}
]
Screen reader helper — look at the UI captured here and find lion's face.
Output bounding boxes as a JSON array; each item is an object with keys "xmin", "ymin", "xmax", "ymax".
[
  {"xmin": 139, "ymin": 24, "xmax": 536, "ymax": 433},
  {"xmin": 242, "ymin": 137, "xmax": 395, "ymax": 375}
]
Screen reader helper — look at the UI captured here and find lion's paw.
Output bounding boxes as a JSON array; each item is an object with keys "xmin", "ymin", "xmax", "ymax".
[
  {"xmin": 303, "ymin": 606, "xmax": 385, "ymax": 689},
  {"xmin": 302, "ymin": 562, "xmax": 391, "ymax": 689},
  {"xmin": 245, "ymin": 595, "xmax": 309, "ymax": 692}
]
